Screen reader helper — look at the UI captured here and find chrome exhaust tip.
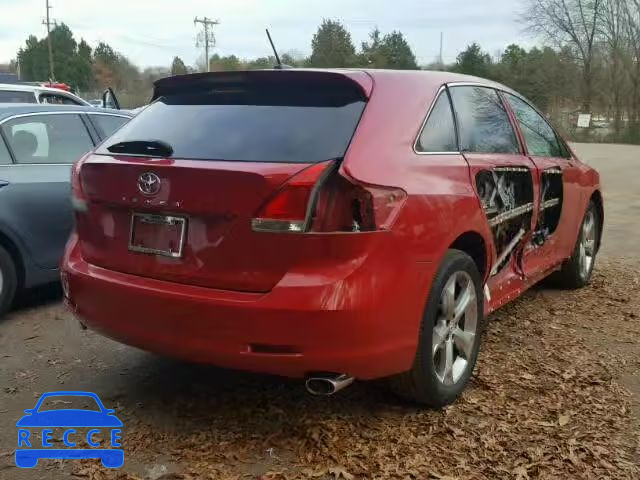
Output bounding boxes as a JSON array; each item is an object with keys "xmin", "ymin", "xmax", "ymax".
[{"xmin": 305, "ymin": 373, "xmax": 354, "ymax": 396}]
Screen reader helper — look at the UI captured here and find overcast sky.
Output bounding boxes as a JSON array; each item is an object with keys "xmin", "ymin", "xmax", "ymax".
[{"xmin": 0, "ymin": 0, "xmax": 535, "ymax": 68}]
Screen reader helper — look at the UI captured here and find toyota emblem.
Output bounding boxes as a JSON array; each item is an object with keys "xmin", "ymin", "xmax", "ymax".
[{"xmin": 137, "ymin": 172, "xmax": 161, "ymax": 195}]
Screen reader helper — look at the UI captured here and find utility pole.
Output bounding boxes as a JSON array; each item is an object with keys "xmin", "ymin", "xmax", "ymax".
[
  {"xmin": 194, "ymin": 16, "xmax": 219, "ymax": 72},
  {"xmin": 439, "ymin": 32, "xmax": 444, "ymax": 69},
  {"xmin": 43, "ymin": 0, "xmax": 55, "ymax": 81}
]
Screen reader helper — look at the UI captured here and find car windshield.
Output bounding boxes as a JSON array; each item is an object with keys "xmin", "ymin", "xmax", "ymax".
[
  {"xmin": 0, "ymin": 90, "xmax": 37, "ymax": 103},
  {"xmin": 37, "ymin": 395, "xmax": 101, "ymax": 412}
]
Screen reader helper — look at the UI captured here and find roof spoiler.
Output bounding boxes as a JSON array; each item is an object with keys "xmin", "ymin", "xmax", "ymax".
[{"xmin": 152, "ymin": 70, "xmax": 371, "ymax": 102}]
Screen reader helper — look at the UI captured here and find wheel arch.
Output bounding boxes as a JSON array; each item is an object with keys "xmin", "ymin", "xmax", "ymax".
[
  {"xmin": 449, "ymin": 230, "xmax": 488, "ymax": 280},
  {"xmin": 589, "ymin": 189, "xmax": 604, "ymax": 252}
]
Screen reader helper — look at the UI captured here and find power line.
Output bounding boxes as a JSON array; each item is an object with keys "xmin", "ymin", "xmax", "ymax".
[
  {"xmin": 64, "ymin": 22, "xmax": 193, "ymax": 50},
  {"xmin": 193, "ymin": 16, "xmax": 219, "ymax": 72},
  {"xmin": 42, "ymin": 0, "xmax": 54, "ymax": 80},
  {"xmin": 114, "ymin": 35, "xmax": 178, "ymax": 50}
]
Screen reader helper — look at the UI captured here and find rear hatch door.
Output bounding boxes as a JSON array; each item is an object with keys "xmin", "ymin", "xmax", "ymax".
[{"xmin": 76, "ymin": 70, "xmax": 369, "ymax": 292}]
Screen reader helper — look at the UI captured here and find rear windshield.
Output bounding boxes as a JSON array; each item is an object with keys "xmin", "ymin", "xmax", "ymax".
[
  {"xmin": 97, "ymin": 90, "xmax": 366, "ymax": 163},
  {"xmin": 0, "ymin": 90, "xmax": 37, "ymax": 103}
]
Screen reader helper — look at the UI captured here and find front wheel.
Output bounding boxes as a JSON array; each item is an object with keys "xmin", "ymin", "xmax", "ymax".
[
  {"xmin": 552, "ymin": 201, "xmax": 599, "ymax": 289},
  {"xmin": 389, "ymin": 249, "xmax": 484, "ymax": 407}
]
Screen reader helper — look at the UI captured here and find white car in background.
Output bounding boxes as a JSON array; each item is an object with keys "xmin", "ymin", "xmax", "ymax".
[{"xmin": 0, "ymin": 83, "xmax": 92, "ymax": 106}]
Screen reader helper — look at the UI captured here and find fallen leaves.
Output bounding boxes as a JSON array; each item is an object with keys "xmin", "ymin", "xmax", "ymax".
[
  {"xmin": 9, "ymin": 261, "xmax": 638, "ymax": 480},
  {"xmin": 327, "ymin": 466, "xmax": 354, "ymax": 479}
]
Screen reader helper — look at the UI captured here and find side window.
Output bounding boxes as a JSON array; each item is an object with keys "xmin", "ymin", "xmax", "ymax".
[
  {"xmin": 90, "ymin": 114, "xmax": 130, "ymax": 139},
  {"xmin": 506, "ymin": 94, "xmax": 563, "ymax": 157},
  {"xmin": 2, "ymin": 114, "xmax": 94, "ymax": 164},
  {"xmin": 416, "ymin": 92, "xmax": 457, "ymax": 152},
  {"xmin": 0, "ymin": 137, "xmax": 12, "ymax": 164},
  {"xmin": 449, "ymin": 86, "xmax": 519, "ymax": 154},
  {"xmin": 39, "ymin": 93, "xmax": 82, "ymax": 105}
]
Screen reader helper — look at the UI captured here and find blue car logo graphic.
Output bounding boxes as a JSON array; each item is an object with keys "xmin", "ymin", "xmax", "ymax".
[{"xmin": 16, "ymin": 391, "xmax": 123, "ymax": 468}]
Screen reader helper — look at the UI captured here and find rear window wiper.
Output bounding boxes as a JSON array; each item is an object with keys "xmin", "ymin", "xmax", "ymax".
[{"xmin": 106, "ymin": 140, "xmax": 173, "ymax": 157}]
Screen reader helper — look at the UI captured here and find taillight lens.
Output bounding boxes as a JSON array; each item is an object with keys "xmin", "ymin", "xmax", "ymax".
[
  {"xmin": 252, "ymin": 161, "xmax": 334, "ymax": 233},
  {"xmin": 71, "ymin": 153, "xmax": 89, "ymax": 213},
  {"xmin": 252, "ymin": 161, "xmax": 406, "ymax": 234}
]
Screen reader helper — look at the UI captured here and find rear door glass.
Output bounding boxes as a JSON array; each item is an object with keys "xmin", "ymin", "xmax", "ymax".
[
  {"xmin": 0, "ymin": 90, "xmax": 37, "ymax": 103},
  {"xmin": 97, "ymin": 91, "xmax": 366, "ymax": 163},
  {"xmin": 449, "ymin": 86, "xmax": 519, "ymax": 154}
]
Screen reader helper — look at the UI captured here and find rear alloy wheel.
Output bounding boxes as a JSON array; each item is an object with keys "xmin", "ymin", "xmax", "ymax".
[
  {"xmin": 390, "ymin": 250, "xmax": 484, "ymax": 407},
  {"xmin": 432, "ymin": 271, "xmax": 478, "ymax": 385},
  {"xmin": 0, "ymin": 245, "xmax": 17, "ymax": 316},
  {"xmin": 552, "ymin": 201, "xmax": 599, "ymax": 289},
  {"xmin": 578, "ymin": 207, "xmax": 597, "ymax": 280}
]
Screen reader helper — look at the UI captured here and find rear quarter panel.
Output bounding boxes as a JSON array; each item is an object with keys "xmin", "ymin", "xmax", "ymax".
[
  {"xmin": 343, "ymin": 72, "xmax": 493, "ymax": 269},
  {"xmin": 342, "ymin": 73, "xmax": 493, "ymax": 353}
]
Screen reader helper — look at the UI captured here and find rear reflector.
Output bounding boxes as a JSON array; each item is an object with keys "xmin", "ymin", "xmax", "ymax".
[{"xmin": 248, "ymin": 344, "xmax": 301, "ymax": 355}]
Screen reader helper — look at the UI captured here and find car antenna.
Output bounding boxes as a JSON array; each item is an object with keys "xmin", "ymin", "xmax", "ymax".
[{"xmin": 266, "ymin": 29, "xmax": 291, "ymax": 69}]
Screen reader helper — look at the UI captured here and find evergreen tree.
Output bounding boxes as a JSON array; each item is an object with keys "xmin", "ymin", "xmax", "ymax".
[{"xmin": 309, "ymin": 19, "xmax": 356, "ymax": 67}]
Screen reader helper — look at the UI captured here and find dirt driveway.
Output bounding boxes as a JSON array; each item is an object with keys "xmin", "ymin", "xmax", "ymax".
[{"xmin": 1, "ymin": 143, "xmax": 638, "ymax": 479}]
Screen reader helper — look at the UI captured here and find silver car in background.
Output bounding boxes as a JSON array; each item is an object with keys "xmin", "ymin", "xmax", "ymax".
[
  {"xmin": 0, "ymin": 83, "xmax": 91, "ymax": 106},
  {"xmin": 0, "ymin": 104, "xmax": 132, "ymax": 314}
]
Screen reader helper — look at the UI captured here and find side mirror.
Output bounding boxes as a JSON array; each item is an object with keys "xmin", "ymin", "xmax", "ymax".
[
  {"xmin": 24, "ymin": 409, "xmax": 33, "ymax": 414},
  {"xmin": 105, "ymin": 409, "xmax": 115, "ymax": 414},
  {"xmin": 101, "ymin": 87, "xmax": 120, "ymax": 110}
]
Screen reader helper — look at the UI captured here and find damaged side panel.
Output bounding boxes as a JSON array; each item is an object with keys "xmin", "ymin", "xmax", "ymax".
[
  {"xmin": 532, "ymin": 167, "xmax": 564, "ymax": 245},
  {"xmin": 475, "ymin": 166, "xmax": 534, "ymax": 275}
]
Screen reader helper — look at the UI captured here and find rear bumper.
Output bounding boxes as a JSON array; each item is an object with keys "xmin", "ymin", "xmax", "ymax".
[{"xmin": 62, "ymin": 234, "xmax": 433, "ymax": 379}]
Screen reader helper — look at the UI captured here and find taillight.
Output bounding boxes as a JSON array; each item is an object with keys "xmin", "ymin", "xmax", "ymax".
[
  {"xmin": 251, "ymin": 161, "xmax": 334, "ymax": 232},
  {"xmin": 311, "ymin": 170, "xmax": 406, "ymax": 232},
  {"xmin": 252, "ymin": 161, "xmax": 406, "ymax": 233},
  {"xmin": 71, "ymin": 153, "xmax": 89, "ymax": 213}
]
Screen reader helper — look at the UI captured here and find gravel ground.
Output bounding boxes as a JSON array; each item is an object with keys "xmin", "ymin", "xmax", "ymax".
[{"xmin": 1, "ymin": 143, "xmax": 639, "ymax": 479}]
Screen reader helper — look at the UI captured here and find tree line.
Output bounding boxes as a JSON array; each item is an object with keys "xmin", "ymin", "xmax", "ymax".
[
  {"xmin": 10, "ymin": 1, "xmax": 640, "ymax": 143},
  {"xmin": 519, "ymin": 0, "xmax": 640, "ymax": 142},
  {"xmin": 197, "ymin": 21, "xmax": 419, "ymax": 72}
]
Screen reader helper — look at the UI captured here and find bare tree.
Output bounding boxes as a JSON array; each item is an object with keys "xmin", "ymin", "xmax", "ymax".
[
  {"xmin": 623, "ymin": 0, "xmax": 640, "ymax": 125},
  {"xmin": 602, "ymin": 0, "xmax": 627, "ymax": 131},
  {"xmin": 523, "ymin": 0, "xmax": 604, "ymax": 111}
]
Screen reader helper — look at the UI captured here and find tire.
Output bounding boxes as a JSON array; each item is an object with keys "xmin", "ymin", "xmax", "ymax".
[
  {"xmin": 0, "ymin": 245, "xmax": 17, "ymax": 316},
  {"xmin": 551, "ymin": 201, "xmax": 599, "ymax": 289},
  {"xmin": 389, "ymin": 249, "xmax": 484, "ymax": 407}
]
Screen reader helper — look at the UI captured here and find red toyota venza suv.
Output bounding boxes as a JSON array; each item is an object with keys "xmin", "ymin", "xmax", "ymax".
[{"xmin": 62, "ymin": 69, "xmax": 602, "ymax": 406}]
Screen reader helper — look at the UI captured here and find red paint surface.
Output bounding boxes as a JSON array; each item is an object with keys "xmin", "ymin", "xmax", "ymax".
[{"xmin": 62, "ymin": 70, "xmax": 601, "ymax": 379}]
